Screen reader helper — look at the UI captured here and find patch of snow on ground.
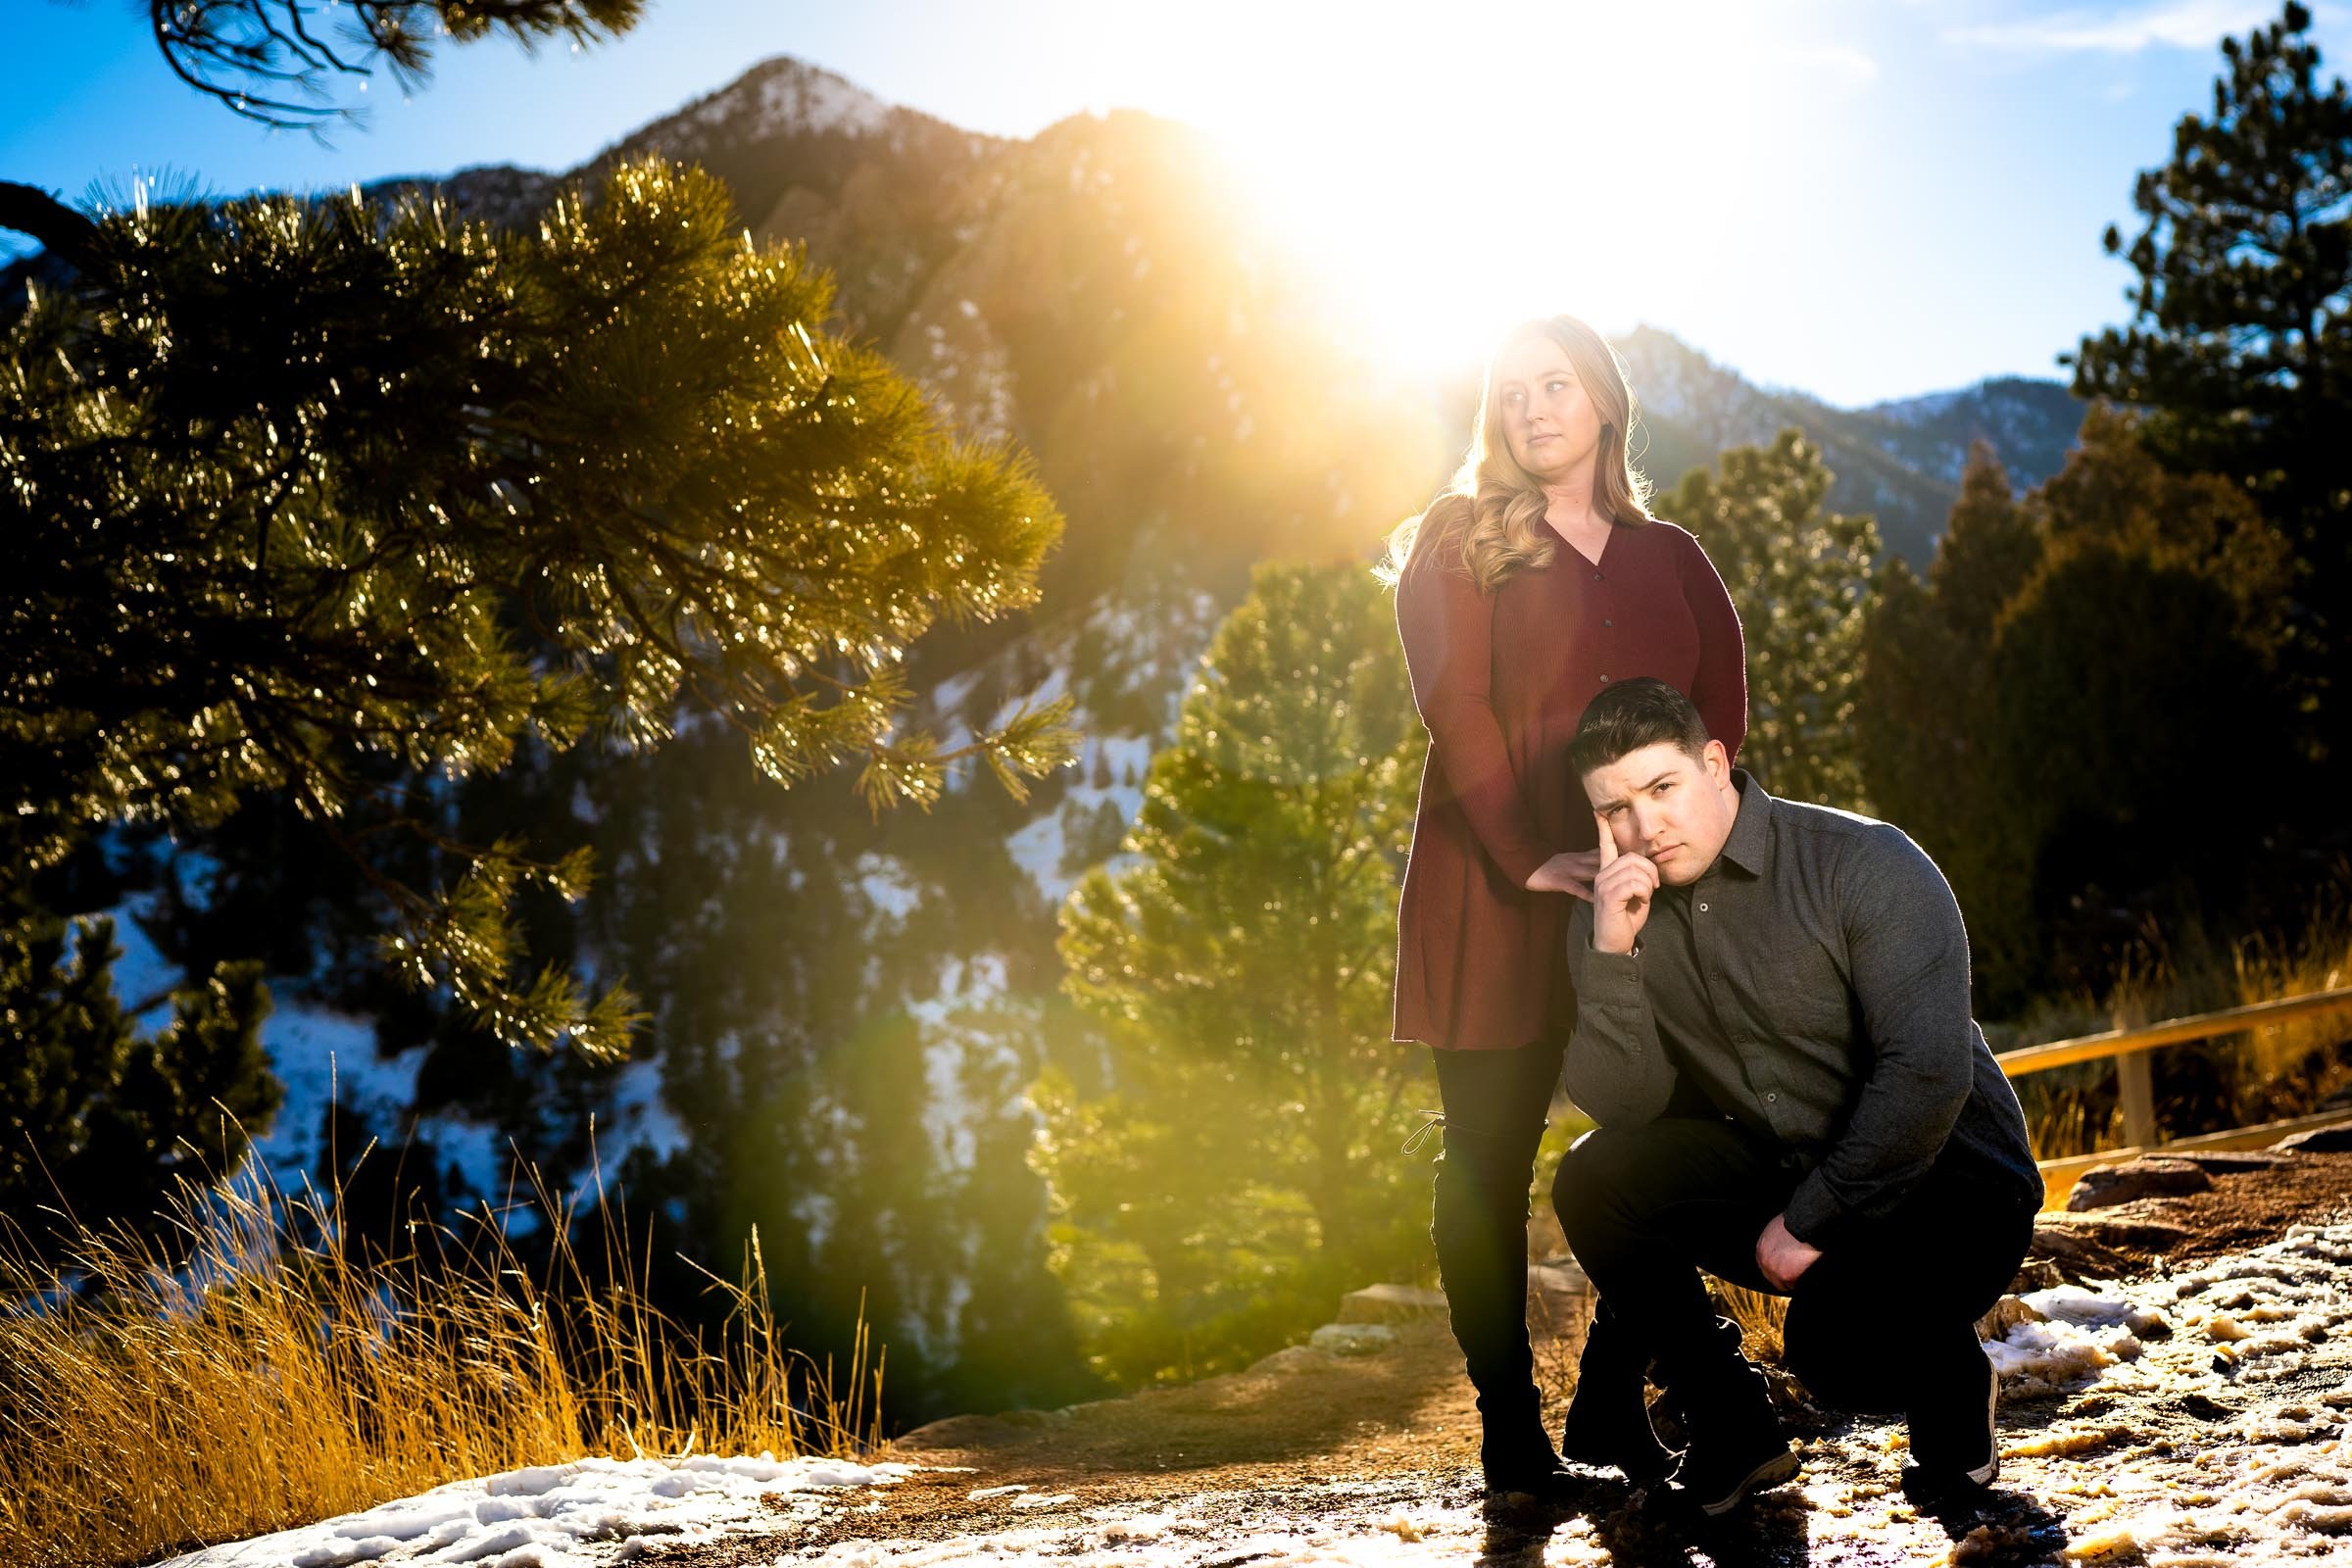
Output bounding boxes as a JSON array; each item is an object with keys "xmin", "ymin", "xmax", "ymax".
[
  {"xmin": 1965, "ymin": 1222, "xmax": 2352, "ymax": 1563},
  {"xmin": 252, "ymin": 1006, "xmax": 421, "ymax": 1182},
  {"xmin": 1004, "ymin": 810, "xmax": 1068, "ymax": 901},
  {"xmin": 159, "ymin": 1454, "xmax": 912, "ymax": 1568},
  {"xmin": 857, "ymin": 851, "xmax": 923, "ymax": 926},
  {"xmin": 795, "ymin": 1226, "xmax": 2352, "ymax": 1566},
  {"xmin": 602, "ymin": 1056, "xmax": 690, "ymax": 1165}
]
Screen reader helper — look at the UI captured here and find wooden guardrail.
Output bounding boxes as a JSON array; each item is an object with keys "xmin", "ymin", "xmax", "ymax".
[{"xmin": 1998, "ymin": 985, "xmax": 2352, "ymax": 1207}]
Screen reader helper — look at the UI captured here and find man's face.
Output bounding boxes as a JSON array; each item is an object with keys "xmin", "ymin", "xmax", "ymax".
[{"xmin": 1583, "ymin": 739, "xmax": 1739, "ymax": 887}]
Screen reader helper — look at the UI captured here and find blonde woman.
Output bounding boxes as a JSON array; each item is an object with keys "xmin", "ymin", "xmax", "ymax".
[{"xmin": 1387, "ymin": 315, "xmax": 1747, "ymax": 1496}]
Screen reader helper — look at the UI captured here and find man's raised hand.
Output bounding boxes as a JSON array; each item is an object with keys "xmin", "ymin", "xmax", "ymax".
[{"xmin": 1591, "ymin": 809, "xmax": 1657, "ymax": 956}]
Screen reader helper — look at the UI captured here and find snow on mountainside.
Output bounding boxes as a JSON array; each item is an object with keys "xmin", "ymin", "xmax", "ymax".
[
  {"xmin": 619, "ymin": 57, "xmax": 894, "ymax": 160},
  {"xmin": 1615, "ymin": 325, "xmax": 2082, "ymax": 564},
  {"xmin": 1859, "ymin": 375, "xmax": 2086, "ymax": 486}
]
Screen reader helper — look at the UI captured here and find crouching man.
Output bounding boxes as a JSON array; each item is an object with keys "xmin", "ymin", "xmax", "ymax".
[{"xmin": 1549, "ymin": 676, "xmax": 2043, "ymax": 1515}]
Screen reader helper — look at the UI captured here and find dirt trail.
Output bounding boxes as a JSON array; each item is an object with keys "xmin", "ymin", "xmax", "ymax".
[{"xmin": 656, "ymin": 1151, "xmax": 2352, "ymax": 1567}]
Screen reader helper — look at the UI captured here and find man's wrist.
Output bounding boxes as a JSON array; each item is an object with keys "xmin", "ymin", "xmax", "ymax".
[{"xmin": 1780, "ymin": 1178, "xmax": 1845, "ymax": 1250}]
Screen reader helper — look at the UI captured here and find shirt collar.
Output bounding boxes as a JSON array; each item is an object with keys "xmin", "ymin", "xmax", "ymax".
[{"xmin": 1711, "ymin": 768, "xmax": 1773, "ymax": 879}]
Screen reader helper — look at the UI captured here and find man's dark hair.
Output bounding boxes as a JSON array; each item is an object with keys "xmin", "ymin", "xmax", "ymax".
[{"xmin": 1569, "ymin": 677, "xmax": 1711, "ymax": 778}]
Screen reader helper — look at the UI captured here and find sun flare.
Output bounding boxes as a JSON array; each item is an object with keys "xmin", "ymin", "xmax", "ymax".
[{"xmin": 1050, "ymin": 1, "xmax": 1869, "ymax": 377}]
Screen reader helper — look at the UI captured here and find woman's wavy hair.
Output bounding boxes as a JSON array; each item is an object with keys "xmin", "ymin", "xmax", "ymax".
[{"xmin": 1378, "ymin": 315, "xmax": 1651, "ymax": 594}]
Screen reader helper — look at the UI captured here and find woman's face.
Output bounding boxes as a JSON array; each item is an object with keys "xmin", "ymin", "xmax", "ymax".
[{"xmin": 1493, "ymin": 334, "xmax": 1604, "ymax": 482}]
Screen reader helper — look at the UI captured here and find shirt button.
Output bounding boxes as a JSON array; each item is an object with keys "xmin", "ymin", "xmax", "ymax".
[
  {"xmin": 1602, "ymin": 618, "xmax": 1613, "ymax": 627},
  {"xmin": 1697, "ymin": 902, "xmax": 1709, "ymax": 912},
  {"xmin": 1598, "ymin": 673, "xmax": 1610, "ymax": 683},
  {"xmin": 1766, "ymin": 1093, "xmax": 1779, "ymax": 1103}
]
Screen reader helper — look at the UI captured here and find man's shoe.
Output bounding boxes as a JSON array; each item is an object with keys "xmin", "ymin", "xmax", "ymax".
[
  {"xmin": 1558, "ymin": 1299, "xmax": 1680, "ymax": 1483},
  {"xmin": 1559, "ymin": 1378, "xmax": 1679, "ymax": 1482},
  {"xmin": 1899, "ymin": 1461, "xmax": 1995, "ymax": 1510},
  {"xmin": 1676, "ymin": 1427, "xmax": 1798, "ymax": 1516},
  {"xmin": 1656, "ymin": 1318, "xmax": 1795, "ymax": 1516}
]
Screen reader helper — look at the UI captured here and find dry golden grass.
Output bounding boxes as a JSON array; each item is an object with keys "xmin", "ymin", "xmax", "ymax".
[
  {"xmin": 2005, "ymin": 878, "xmax": 2352, "ymax": 1162},
  {"xmin": 1713, "ymin": 1282, "xmax": 1788, "ymax": 1364},
  {"xmin": 0, "ymin": 1148, "xmax": 881, "ymax": 1568}
]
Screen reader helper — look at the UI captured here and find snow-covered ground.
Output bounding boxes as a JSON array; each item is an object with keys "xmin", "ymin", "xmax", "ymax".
[
  {"xmin": 158, "ymin": 1223, "xmax": 2352, "ymax": 1567},
  {"xmin": 156, "ymin": 1455, "xmax": 913, "ymax": 1568},
  {"xmin": 794, "ymin": 1223, "xmax": 2352, "ymax": 1565}
]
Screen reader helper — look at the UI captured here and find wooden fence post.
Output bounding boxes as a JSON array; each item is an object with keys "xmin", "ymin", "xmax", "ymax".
[{"xmin": 2115, "ymin": 1051, "xmax": 2157, "ymax": 1152}]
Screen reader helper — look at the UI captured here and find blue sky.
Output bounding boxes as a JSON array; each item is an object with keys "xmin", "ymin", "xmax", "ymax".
[{"xmin": 4, "ymin": 0, "xmax": 2344, "ymax": 406}]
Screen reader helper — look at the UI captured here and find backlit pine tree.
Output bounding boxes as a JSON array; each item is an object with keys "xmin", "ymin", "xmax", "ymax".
[
  {"xmin": 1665, "ymin": 428, "xmax": 1880, "ymax": 810},
  {"xmin": 1039, "ymin": 562, "xmax": 1429, "ymax": 1385},
  {"xmin": 2065, "ymin": 1, "xmax": 2352, "ymax": 752},
  {"xmin": 130, "ymin": 0, "xmax": 643, "ymax": 130},
  {"xmin": 0, "ymin": 159, "xmax": 1074, "ymax": 1063}
]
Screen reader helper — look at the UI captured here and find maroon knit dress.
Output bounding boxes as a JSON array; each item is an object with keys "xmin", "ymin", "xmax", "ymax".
[{"xmin": 1392, "ymin": 515, "xmax": 1748, "ymax": 1052}]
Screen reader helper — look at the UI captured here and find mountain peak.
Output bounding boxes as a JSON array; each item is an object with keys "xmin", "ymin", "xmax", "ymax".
[{"xmin": 619, "ymin": 57, "xmax": 898, "ymax": 162}]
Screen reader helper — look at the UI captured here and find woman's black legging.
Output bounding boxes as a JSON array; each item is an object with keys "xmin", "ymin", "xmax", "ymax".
[{"xmin": 1428, "ymin": 1033, "xmax": 1568, "ymax": 1424}]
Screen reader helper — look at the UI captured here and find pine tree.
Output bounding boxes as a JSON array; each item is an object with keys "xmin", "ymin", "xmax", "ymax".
[
  {"xmin": 1, "ymin": 908, "xmax": 277, "ymax": 1246},
  {"xmin": 1, "ymin": 159, "xmax": 1074, "ymax": 1062},
  {"xmin": 1666, "ymin": 429, "xmax": 1880, "ymax": 810},
  {"xmin": 1857, "ymin": 445, "xmax": 2039, "ymax": 850},
  {"xmin": 132, "ymin": 0, "xmax": 644, "ymax": 129},
  {"xmin": 2065, "ymin": 1, "xmax": 2352, "ymax": 750},
  {"xmin": 1856, "ymin": 445, "xmax": 2041, "ymax": 995},
  {"xmin": 1855, "ymin": 414, "xmax": 2298, "ymax": 1006},
  {"xmin": 1040, "ymin": 562, "xmax": 1431, "ymax": 1385}
]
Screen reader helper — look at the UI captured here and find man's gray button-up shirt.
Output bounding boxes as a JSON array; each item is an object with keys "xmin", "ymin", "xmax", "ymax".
[{"xmin": 1563, "ymin": 771, "xmax": 2042, "ymax": 1248}]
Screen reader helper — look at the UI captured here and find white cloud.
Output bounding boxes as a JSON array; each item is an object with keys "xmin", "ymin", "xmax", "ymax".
[{"xmin": 1942, "ymin": 0, "xmax": 2279, "ymax": 54}]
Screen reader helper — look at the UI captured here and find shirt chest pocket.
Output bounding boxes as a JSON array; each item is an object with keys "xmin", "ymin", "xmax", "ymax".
[{"xmin": 1735, "ymin": 924, "xmax": 1853, "ymax": 1045}]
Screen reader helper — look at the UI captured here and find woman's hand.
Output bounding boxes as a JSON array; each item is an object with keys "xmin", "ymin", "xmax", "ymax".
[{"xmin": 1524, "ymin": 849, "xmax": 1601, "ymax": 900}]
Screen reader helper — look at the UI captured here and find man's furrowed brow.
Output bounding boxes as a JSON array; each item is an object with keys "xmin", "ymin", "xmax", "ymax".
[{"xmin": 1638, "ymin": 768, "xmax": 1678, "ymax": 794}]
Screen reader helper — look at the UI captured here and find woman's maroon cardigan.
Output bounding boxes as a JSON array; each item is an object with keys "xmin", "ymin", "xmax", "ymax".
[{"xmin": 1392, "ymin": 515, "xmax": 1748, "ymax": 1053}]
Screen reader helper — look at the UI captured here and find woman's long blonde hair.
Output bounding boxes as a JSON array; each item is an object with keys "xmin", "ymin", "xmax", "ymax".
[{"xmin": 1379, "ymin": 315, "xmax": 1652, "ymax": 594}]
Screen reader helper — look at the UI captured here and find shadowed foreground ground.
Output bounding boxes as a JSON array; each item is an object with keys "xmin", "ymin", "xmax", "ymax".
[{"xmin": 645, "ymin": 1151, "xmax": 2352, "ymax": 1567}]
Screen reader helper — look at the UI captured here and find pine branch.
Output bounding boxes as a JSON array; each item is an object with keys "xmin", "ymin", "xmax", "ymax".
[{"xmin": 0, "ymin": 182, "xmax": 98, "ymax": 270}]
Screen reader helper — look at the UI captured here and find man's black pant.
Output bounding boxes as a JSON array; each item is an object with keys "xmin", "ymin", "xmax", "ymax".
[{"xmin": 1550, "ymin": 1115, "xmax": 2039, "ymax": 1458}]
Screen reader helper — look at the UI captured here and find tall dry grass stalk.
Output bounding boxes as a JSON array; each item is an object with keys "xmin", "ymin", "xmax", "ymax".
[
  {"xmin": 0, "ymin": 1149, "xmax": 882, "ymax": 1568},
  {"xmin": 1713, "ymin": 1282, "xmax": 1788, "ymax": 1364}
]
